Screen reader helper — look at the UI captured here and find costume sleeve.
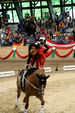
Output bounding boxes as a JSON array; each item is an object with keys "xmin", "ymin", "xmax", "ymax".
[
  {"xmin": 37, "ymin": 49, "xmax": 46, "ymax": 62},
  {"xmin": 31, "ymin": 54, "xmax": 38, "ymax": 66},
  {"xmin": 43, "ymin": 44, "xmax": 49, "ymax": 53}
]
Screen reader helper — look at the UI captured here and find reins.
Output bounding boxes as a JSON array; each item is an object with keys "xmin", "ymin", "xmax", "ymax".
[
  {"xmin": 21, "ymin": 66, "xmax": 45, "ymax": 92},
  {"xmin": 24, "ymin": 76, "xmax": 40, "ymax": 90}
]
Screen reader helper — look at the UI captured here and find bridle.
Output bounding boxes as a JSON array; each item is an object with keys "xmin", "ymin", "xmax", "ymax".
[{"xmin": 24, "ymin": 76, "xmax": 45, "ymax": 96}]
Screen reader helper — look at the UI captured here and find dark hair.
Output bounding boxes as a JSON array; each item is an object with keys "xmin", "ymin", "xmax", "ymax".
[{"xmin": 40, "ymin": 39, "xmax": 45, "ymax": 45}]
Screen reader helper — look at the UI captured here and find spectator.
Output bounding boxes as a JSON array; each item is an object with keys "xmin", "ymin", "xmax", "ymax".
[
  {"xmin": 17, "ymin": 22, "xmax": 22, "ymax": 32},
  {"xmin": 41, "ymin": 18, "xmax": 45, "ymax": 26},
  {"xmin": 37, "ymin": 17, "xmax": 41, "ymax": 27},
  {"xmin": 68, "ymin": 16, "xmax": 73, "ymax": 28},
  {"xmin": 35, "ymin": 32, "xmax": 40, "ymax": 42},
  {"xmin": 59, "ymin": 33, "xmax": 65, "ymax": 43},
  {"xmin": 40, "ymin": 32, "xmax": 46, "ymax": 41},
  {"xmin": 40, "ymin": 26, "xmax": 45, "ymax": 34},
  {"xmin": 36, "ymin": 25, "xmax": 40, "ymax": 33},
  {"xmin": 59, "ymin": 21, "xmax": 65, "ymax": 32},
  {"xmin": 1, "ymin": 30, "xmax": 5, "ymax": 46},
  {"xmin": 29, "ymin": 34, "xmax": 35, "ymax": 44}
]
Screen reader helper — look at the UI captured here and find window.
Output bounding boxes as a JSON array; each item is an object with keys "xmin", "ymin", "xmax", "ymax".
[
  {"xmin": 42, "ymin": 8, "xmax": 49, "ymax": 20},
  {"xmin": 53, "ymin": 7, "xmax": 60, "ymax": 15},
  {"xmin": 7, "ymin": 11, "xmax": 13, "ymax": 23},
  {"xmin": 35, "ymin": 9, "xmax": 41, "ymax": 19},
  {"xmin": 73, "ymin": 7, "xmax": 75, "ymax": 18},
  {"xmin": 73, "ymin": 0, "xmax": 75, "ymax": 3},
  {"xmin": 0, "ymin": 4, "xmax": 1, "ymax": 9},
  {"xmin": 65, "ymin": 7, "xmax": 72, "ymax": 18},
  {"xmin": 32, "ymin": 1, "xmax": 40, "ymax": 7},
  {"xmin": 41, "ymin": 1, "xmax": 47, "ymax": 6},
  {"xmin": 51, "ymin": 0, "xmax": 60, "ymax": 5},
  {"xmin": 11, "ymin": 3, "xmax": 15, "ymax": 8},
  {"xmin": 65, "ymin": 0, "xmax": 71, "ymax": 4},
  {"xmin": 0, "ymin": 12, "xmax": 2, "ymax": 17},
  {"xmin": 13, "ymin": 10, "xmax": 19, "ymax": 23},
  {"xmin": 22, "ymin": 9, "xmax": 31, "ymax": 18},
  {"xmin": 22, "ymin": 2, "xmax": 30, "ymax": 7},
  {"xmin": 6, "ymin": 4, "xmax": 12, "ymax": 8},
  {"xmin": 3, "ymin": 4, "xmax": 7, "ymax": 9}
]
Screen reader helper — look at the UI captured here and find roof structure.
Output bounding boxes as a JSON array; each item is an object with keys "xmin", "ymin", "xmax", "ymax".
[{"xmin": 0, "ymin": 0, "xmax": 46, "ymax": 3}]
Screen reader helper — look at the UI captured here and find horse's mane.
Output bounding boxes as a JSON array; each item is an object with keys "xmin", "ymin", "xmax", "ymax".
[{"xmin": 38, "ymin": 67, "xmax": 45, "ymax": 75}]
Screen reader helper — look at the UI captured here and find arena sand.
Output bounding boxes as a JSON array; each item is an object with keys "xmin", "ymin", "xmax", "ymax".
[{"xmin": 0, "ymin": 46, "xmax": 75, "ymax": 113}]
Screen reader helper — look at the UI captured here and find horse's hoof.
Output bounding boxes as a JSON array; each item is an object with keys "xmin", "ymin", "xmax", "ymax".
[
  {"xmin": 21, "ymin": 108, "xmax": 24, "ymax": 112},
  {"xmin": 20, "ymin": 109, "xmax": 24, "ymax": 113},
  {"xmin": 15, "ymin": 105, "xmax": 18, "ymax": 108}
]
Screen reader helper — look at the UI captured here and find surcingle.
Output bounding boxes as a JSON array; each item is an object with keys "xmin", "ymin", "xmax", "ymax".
[{"xmin": 19, "ymin": 68, "xmax": 38, "ymax": 92}]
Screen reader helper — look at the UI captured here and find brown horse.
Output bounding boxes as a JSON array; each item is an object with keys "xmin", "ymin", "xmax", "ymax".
[{"xmin": 16, "ymin": 67, "xmax": 50, "ymax": 113}]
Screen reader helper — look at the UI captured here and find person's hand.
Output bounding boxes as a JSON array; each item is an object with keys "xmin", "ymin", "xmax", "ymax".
[{"xmin": 26, "ymin": 64, "xmax": 32, "ymax": 70}]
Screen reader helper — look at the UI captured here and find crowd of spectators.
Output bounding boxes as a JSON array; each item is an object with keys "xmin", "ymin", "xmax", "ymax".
[{"xmin": 0, "ymin": 12, "xmax": 75, "ymax": 46}]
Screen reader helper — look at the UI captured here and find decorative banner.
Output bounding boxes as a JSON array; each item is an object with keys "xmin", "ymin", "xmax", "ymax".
[
  {"xmin": 54, "ymin": 49, "xmax": 73, "ymax": 58},
  {"xmin": 12, "ymin": 48, "xmax": 16, "ymax": 58},
  {"xmin": 73, "ymin": 46, "xmax": 75, "ymax": 58},
  {"xmin": 46, "ymin": 38, "xmax": 75, "ymax": 49},
  {"xmin": 0, "ymin": 50, "xmax": 13, "ymax": 59},
  {"xmin": 51, "ymin": 49, "xmax": 55, "ymax": 58},
  {"xmin": 13, "ymin": 39, "xmax": 23, "ymax": 47},
  {"xmin": 15, "ymin": 50, "xmax": 29, "ymax": 58},
  {"xmin": 51, "ymin": 47, "xmax": 55, "ymax": 58},
  {"xmin": 13, "ymin": 50, "xmax": 15, "ymax": 58}
]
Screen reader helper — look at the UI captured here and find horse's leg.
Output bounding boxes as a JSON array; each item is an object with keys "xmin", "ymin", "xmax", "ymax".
[
  {"xmin": 24, "ymin": 95, "xmax": 29, "ymax": 113},
  {"xmin": 21, "ymin": 95, "xmax": 26, "ymax": 111},
  {"xmin": 16, "ymin": 86, "xmax": 21, "ymax": 107},
  {"xmin": 21, "ymin": 94, "xmax": 29, "ymax": 113},
  {"xmin": 39, "ymin": 96, "xmax": 45, "ymax": 113}
]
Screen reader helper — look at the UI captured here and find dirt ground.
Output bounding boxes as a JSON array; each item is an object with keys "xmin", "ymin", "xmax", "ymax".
[{"xmin": 0, "ymin": 46, "xmax": 75, "ymax": 113}]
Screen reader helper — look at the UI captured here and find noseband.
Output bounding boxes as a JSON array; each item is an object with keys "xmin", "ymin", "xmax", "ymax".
[{"xmin": 38, "ymin": 79, "xmax": 46, "ymax": 96}]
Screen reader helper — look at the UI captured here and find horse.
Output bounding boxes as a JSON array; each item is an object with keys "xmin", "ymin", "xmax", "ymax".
[{"xmin": 16, "ymin": 67, "xmax": 50, "ymax": 113}]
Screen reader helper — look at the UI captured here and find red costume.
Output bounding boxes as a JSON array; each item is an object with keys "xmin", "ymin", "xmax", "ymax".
[{"xmin": 30, "ymin": 48, "xmax": 50, "ymax": 68}]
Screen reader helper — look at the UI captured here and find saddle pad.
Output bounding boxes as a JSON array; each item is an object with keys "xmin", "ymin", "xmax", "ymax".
[
  {"xmin": 19, "ymin": 69, "xmax": 24, "ymax": 76},
  {"xmin": 19, "ymin": 68, "xmax": 38, "ymax": 92},
  {"xmin": 19, "ymin": 70, "xmax": 25, "ymax": 92},
  {"xmin": 25, "ymin": 67, "xmax": 38, "ymax": 77}
]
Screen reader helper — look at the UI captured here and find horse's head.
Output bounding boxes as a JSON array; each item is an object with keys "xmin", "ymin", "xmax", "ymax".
[{"xmin": 37, "ymin": 74, "xmax": 50, "ymax": 96}]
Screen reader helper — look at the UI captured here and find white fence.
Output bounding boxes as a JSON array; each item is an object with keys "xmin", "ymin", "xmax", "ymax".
[
  {"xmin": 63, "ymin": 65, "xmax": 75, "ymax": 70},
  {"xmin": 0, "ymin": 71, "xmax": 15, "ymax": 77}
]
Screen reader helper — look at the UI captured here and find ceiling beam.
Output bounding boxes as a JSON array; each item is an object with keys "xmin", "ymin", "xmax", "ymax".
[{"xmin": 0, "ymin": 0, "xmax": 46, "ymax": 4}]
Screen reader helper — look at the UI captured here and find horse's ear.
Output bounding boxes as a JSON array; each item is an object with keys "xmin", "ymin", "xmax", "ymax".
[
  {"xmin": 46, "ymin": 75, "xmax": 50, "ymax": 79},
  {"xmin": 36, "ymin": 73, "xmax": 40, "ymax": 79}
]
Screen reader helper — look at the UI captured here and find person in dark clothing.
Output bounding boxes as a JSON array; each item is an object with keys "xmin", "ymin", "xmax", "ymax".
[
  {"xmin": 72, "ymin": 27, "xmax": 75, "ymax": 40},
  {"xmin": 26, "ymin": 42, "xmax": 40, "ymax": 69},
  {"xmin": 39, "ymin": 39, "xmax": 49, "ymax": 53}
]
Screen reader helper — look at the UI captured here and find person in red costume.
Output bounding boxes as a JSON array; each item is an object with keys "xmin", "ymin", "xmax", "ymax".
[
  {"xmin": 26, "ymin": 40, "xmax": 49, "ymax": 69},
  {"xmin": 31, "ymin": 46, "xmax": 46, "ymax": 68}
]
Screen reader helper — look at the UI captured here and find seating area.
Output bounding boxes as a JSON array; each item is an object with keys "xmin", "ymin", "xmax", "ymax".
[{"xmin": 0, "ymin": 15, "xmax": 75, "ymax": 46}]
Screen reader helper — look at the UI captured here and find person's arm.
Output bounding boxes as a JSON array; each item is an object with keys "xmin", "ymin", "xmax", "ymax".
[
  {"xmin": 43, "ymin": 44, "xmax": 49, "ymax": 53},
  {"xmin": 32, "ymin": 54, "xmax": 38, "ymax": 66},
  {"xmin": 27, "ymin": 54, "xmax": 32, "ymax": 64},
  {"xmin": 26, "ymin": 54, "xmax": 32, "ymax": 70}
]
